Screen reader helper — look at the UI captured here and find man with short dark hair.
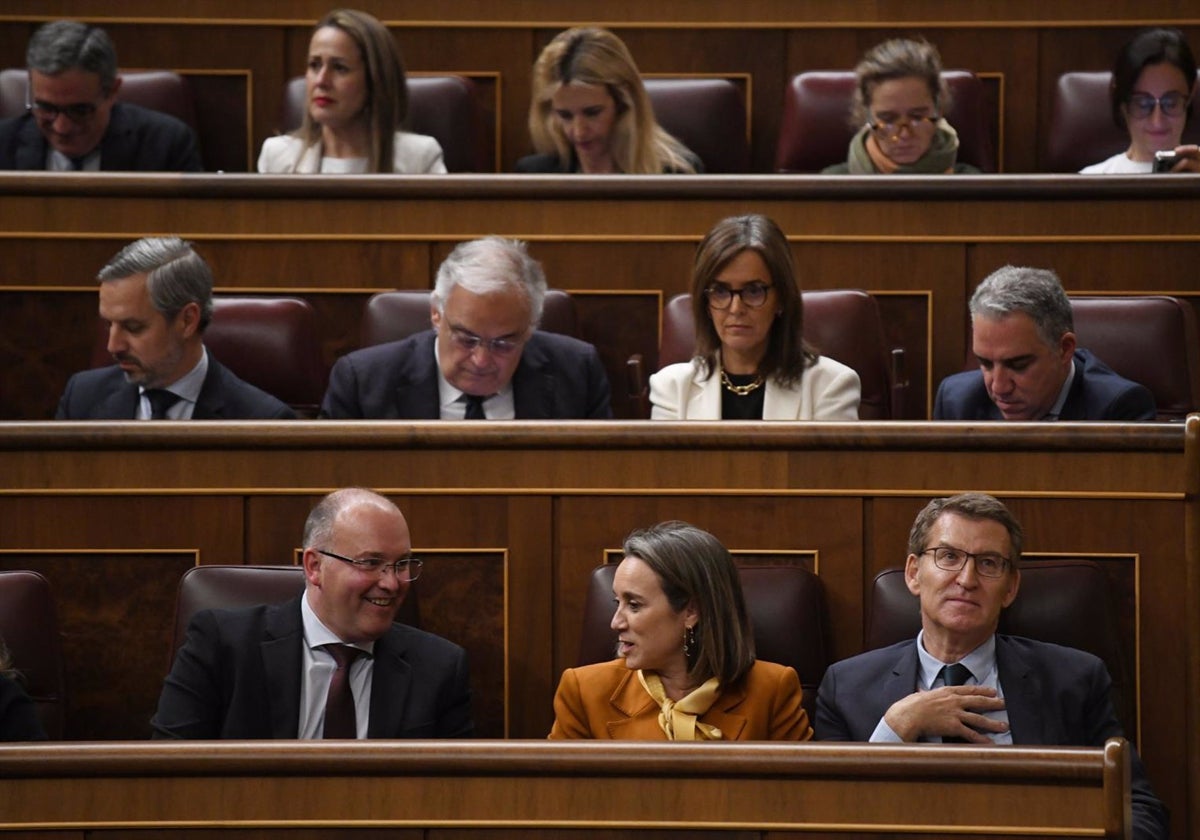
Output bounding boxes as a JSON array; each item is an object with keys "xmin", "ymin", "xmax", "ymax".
[
  {"xmin": 934, "ymin": 265, "xmax": 1155, "ymax": 420},
  {"xmin": 815, "ymin": 492, "xmax": 1167, "ymax": 839},
  {"xmin": 152, "ymin": 487, "xmax": 474, "ymax": 739},
  {"xmin": 0, "ymin": 20, "xmax": 202, "ymax": 171},
  {"xmin": 55, "ymin": 237, "xmax": 294, "ymax": 419}
]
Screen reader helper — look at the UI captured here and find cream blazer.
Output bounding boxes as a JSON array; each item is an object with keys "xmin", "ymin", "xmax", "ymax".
[
  {"xmin": 257, "ymin": 131, "xmax": 447, "ymax": 173},
  {"xmin": 649, "ymin": 355, "xmax": 861, "ymax": 420}
]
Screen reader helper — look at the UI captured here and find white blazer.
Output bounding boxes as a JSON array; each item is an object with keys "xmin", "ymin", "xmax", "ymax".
[
  {"xmin": 649, "ymin": 356, "xmax": 861, "ymax": 420},
  {"xmin": 257, "ymin": 131, "xmax": 447, "ymax": 173}
]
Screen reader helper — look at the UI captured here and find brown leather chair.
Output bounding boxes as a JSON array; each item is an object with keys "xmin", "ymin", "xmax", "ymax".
[
  {"xmin": 654, "ymin": 290, "xmax": 907, "ymax": 419},
  {"xmin": 775, "ymin": 70, "xmax": 996, "ymax": 173},
  {"xmin": 91, "ymin": 295, "xmax": 328, "ymax": 418},
  {"xmin": 0, "ymin": 570, "xmax": 66, "ymax": 738},
  {"xmin": 643, "ymin": 77, "xmax": 750, "ymax": 173},
  {"xmin": 280, "ymin": 75, "xmax": 490, "ymax": 171},
  {"xmin": 169, "ymin": 564, "xmax": 419, "ymax": 657},
  {"xmin": 577, "ymin": 563, "xmax": 829, "ymax": 719},
  {"xmin": 865, "ymin": 560, "xmax": 1132, "ymax": 735},
  {"xmin": 1044, "ymin": 70, "xmax": 1200, "ymax": 172},
  {"xmin": 359, "ymin": 288, "xmax": 580, "ymax": 348}
]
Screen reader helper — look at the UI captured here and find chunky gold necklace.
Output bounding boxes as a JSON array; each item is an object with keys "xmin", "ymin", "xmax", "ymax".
[{"xmin": 720, "ymin": 370, "xmax": 764, "ymax": 396}]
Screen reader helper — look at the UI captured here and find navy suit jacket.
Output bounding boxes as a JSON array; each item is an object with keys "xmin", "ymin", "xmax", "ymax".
[
  {"xmin": 934, "ymin": 348, "xmax": 1155, "ymax": 420},
  {"xmin": 0, "ymin": 102, "xmax": 202, "ymax": 171},
  {"xmin": 0, "ymin": 674, "xmax": 47, "ymax": 741},
  {"xmin": 816, "ymin": 635, "xmax": 1167, "ymax": 839},
  {"xmin": 320, "ymin": 329, "xmax": 612, "ymax": 419},
  {"xmin": 55, "ymin": 355, "xmax": 295, "ymax": 420},
  {"xmin": 151, "ymin": 595, "xmax": 474, "ymax": 739}
]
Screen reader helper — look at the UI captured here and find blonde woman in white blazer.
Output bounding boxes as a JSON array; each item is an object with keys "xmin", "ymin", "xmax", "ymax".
[
  {"xmin": 649, "ymin": 214, "xmax": 861, "ymax": 421},
  {"xmin": 258, "ymin": 9, "xmax": 447, "ymax": 175}
]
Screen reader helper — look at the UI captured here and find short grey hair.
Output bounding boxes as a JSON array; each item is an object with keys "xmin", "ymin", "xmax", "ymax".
[
  {"xmin": 969, "ymin": 265, "xmax": 1074, "ymax": 350},
  {"xmin": 27, "ymin": 20, "xmax": 118, "ymax": 92},
  {"xmin": 431, "ymin": 237, "xmax": 547, "ymax": 326},
  {"xmin": 98, "ymin": 237, "xmax": 214, "ymax": 330},
  {"xmin": 907, "ymin": 492, "xmax": 1024, "ymax": 566},
  {"xmin": 302, "ymin": 487, "xmax": 399, "ymax": 548}
]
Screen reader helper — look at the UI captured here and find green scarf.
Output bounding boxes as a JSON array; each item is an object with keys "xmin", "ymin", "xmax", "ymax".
[{"xmin": 846, "ymin": 118, "xmax": 961, "ymax": 174}]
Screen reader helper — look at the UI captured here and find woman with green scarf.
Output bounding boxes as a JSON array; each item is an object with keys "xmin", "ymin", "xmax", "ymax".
[{"xmin": 823, "ymin": 38, "xmax": 980, "ymax": 175}]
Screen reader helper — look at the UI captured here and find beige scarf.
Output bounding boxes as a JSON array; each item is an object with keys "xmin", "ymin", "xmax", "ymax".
[{"xmin": 637, "ymin": 670, "xmax": 725, "ymax": 740}]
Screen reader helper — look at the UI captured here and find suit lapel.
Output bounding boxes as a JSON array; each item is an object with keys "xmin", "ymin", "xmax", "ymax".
[
  {"xmin": 763, "ymin": 378, "xmax": 801, "ymax": 419},
  {"xmin": 367, "ymin": 626, "xmax": 412, "ymax": 737},
  {"xmin": 96, "ymin": 381, "xmax": 141, "ymax": 419},
  {"xmin": 512, "ymin": 335, "xmax": 554, "ymax": 419},
  {"xmin": 881, "ymin": 642, "xmax": 921, "ymax": 714},
  {"xmin": 392, "ymin": 333, "xmax": 441, "ymax": 419},
  {"xmin": 97, "ymin": 104, "xmax": 135, "ymax": 171},
  {"xmin": 15, "ymin": 118, "xmax": 47, "ymax": 170},
  {"xmin": 192, "ymin": 357, "xmax": 226, "ymax": 419},
  {"xmin": 688, "ymin": 365, "xmax": 722, "ymax": 418},
  {"xmin": 703, "ymin": 680, "xmax": 748, "ymax": 740},
  {"xmin": 261, "ymin": 599, "xmax": 305, "ymax": 739},
  {"xmin": 604, "ymin": 668, "xmax": 661, "ymax": 739},
  {"xmin": 995, "ymin": 636, "xmax": 1047, "ymax": 744}
]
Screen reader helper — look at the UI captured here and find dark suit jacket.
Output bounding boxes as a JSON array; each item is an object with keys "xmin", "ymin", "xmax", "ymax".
[
  {"xmin": 151, "ymin": 595, "xmax": 474, "ymax": 739},
  {"xmin": 55, "ymin": 355, "xmax": 296, "ymax": 420},
  {"xmin": 934, "ymin": 348, "xmax": 1156, "ymax": 420},
  {"xmin": 320, "ymin": 329, "xmax": 612, "ymax": 419},
  {"xmin": 0, "ymin": 674, "xmax": 47, "ymax": 741},
  {"xmin": 815, "ymin": 635, "xmax": 1167, "ymax": 839},
  {"xmin": 0, "ymin": 102, "xmax": 202, "ymax": 171}
]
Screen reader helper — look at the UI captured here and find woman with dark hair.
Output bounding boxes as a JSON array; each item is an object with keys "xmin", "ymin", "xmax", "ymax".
[
  {"xmin": 1081, "ymin": 28, "xmax": 1199, "ymax": 173},
  {"xmin": 516, "ymin": 27, "xmax": 699, "ymax": 174},
  {"xmin": 824, "ymin": 38, "xmax": 979, "ymax": 174},
  {"xmin": 549, "ymin": 521, "xmax": 811, "ymax": 741},
  {"xmin": 258, "ymin": 8, "xmax": 445, "ymax": 173},
  {"xmin": 649, "ymin": 214, "xmax": 860, "ymax": 420},
  {"xmin": 0, "ymin": 636, "xmax": 47, "ymax": 741}
]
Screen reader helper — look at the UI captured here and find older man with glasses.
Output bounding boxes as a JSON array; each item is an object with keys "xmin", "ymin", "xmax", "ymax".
[
  {"xmin": 815, "ymin": 492, "xmax": 1167, "ymax": 840},
  {"xmin": 152, "ymin": 487, "xmax": 474, "ymax": 739},
  {"xmin": 0, "ymin": 20, "xmax": 201, "ymax": 171},
  {"xmin": 321, "ymin": 236, "xmax": 611, "ymax": 419}
]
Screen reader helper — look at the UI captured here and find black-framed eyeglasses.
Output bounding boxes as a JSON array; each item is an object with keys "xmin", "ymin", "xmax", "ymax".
[
  {"xmin": 316, "ymin": 549, "xmax": 423, "ymax": 581},
  {"xmin": 448, "ymin": 326, "xmax": 523, "ymax": 357},
  {"xmin": 920, "ymin": 546, "xmax": 1010, "ymax": 579},
  {"xmin": 1126, "ymin": 91, "xmax": 1189, "ymax": 120},
  {"xmin": 704, "ymin": 281, "xmax": 773, "ymax": 310},
  {"xmin": 27, "ymin": 100, "xmax": 101, "ymax": 123},
  {"xmin": 868, "ymin": 112, "xmax": 939, "ymax": 138}
]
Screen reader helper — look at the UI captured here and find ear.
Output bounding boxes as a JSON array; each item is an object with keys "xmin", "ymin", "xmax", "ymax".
[
  {"xmin": 904, "ymin": 553, "xmax": 922, "ymax": 596},
  {"xmin": 105, "ymin": 76, "xmax": 123, "ymax": 100},
  {"xmin": 176, "ymin": 301, "xmax": 202, "ymax": 338},
  {"xmin": 1058, "ymin": 330, "xmax": 1077, "ymax": 362},
  {"xmin": 429, "ymin": 303, "xmax": 442, "ymax": 332},
  {"xmin": 1001, "ymin": 568, "xmax": 1021, "ymax": 609},
  {"xmin": 682, "ymin": 600, "xmax": 700, "ymax": 629},
  {"xmin": 302, "ymin": 548, "xmax": 323, "ymax": 587}
]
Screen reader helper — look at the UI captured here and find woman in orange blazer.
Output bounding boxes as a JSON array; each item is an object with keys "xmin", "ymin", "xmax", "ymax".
[{"xmin": 549, "ymin": 521, "xmax": 812, "ymax": 740}]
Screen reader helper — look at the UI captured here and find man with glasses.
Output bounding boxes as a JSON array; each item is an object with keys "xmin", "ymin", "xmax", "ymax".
[
  {"xmin": 934, "ymin": 265, "xmax": 1155, "ymax": 421},
  {"xmin": 152, "ymin": 487, "xmax": 473, "ymax": 739},
  {"xmin": 814, "ymin": 492, "xmax": 1167, "ymax": 839},
  {"xmin": 321, "ymin": 236, "xmax": 611, "ymax": 419},
  {"xmin": 0, "ymin": 20, "xmax": 201, "ymax": 171}
]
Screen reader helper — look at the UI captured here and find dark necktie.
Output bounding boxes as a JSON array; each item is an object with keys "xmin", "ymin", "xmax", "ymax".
[
  {"xmin": 144, "ymin": 389, "xmax": 180, "ymax": 420},
  {"xmin": 321, "ymin": 644, "xmax": 363, "ymax": 739},
  {"xmin": 940, "ymin": 662, "xmax": 973, "ymax": 743},
  {"xmin": 70, "ymin": 155, "xmax": 88, "ymax": 170},
  {"xmin": 463, "ymin": 393, "xmax": 487, "ymax": 420}
]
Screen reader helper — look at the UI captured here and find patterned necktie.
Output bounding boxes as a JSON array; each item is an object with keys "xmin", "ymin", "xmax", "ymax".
[
  {"xmin": 463, "ymin": 393, "xmax": 487, "ymax": 420},
  {"xmin": 321, "ymin": 644, "xmax": 363, "ymax": 739},
  {"xmin": 144, "ymin": 389, "xmax": 180, "ymax": 420},
  {"xmin": 940, "ymin": 662, "xmax": 973, "ymax": 743}
]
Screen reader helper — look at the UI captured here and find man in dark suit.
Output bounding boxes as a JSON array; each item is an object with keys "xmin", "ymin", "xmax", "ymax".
[
  {"xmin": 933, "ymin": 265, "xmax": 1155, "ymax": 421},
  {"xmin": 815, "ymin": 493, "xmax": 1167, "ymax": 839},
  {"xmin": 0, "ymin": 21, "xmax": 201, "ymax": 172},
  {"xmin": 55, "ymin": 237, "xmax": 294, "ymax": 420},
  {"xmin": 321, "ymin": 236, "xmax": 611, "ymax": 419},
  {"xmin": 152, "ymin": 488, "xmax": 473, "ymax": 739}
]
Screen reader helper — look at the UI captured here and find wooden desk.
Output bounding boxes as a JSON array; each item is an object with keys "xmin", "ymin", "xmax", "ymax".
[{"xmin": 0, "ymin": 739, "xmax": 1133, "ymax": 838}]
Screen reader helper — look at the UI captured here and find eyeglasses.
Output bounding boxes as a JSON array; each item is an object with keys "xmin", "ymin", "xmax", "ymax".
[
  {"xmin": 27, "ymin": 100, "xmax": 101, "ymax": 123},
  {"xmin": 704, "ymin": 282, "xmax": 773, "ymax": 310},
  {"xmin": 868, "ymin": 112, "xmax": 939, "ymax": 138},
  {"xmin": 448, "ymin": 326, "xmax": 523, "ymax": 357},
  {"xmin": 1126, "ymin": 92, "xmax": 1189, "ymax": 120},
  {"xmin": 920, "ymin": 546, "xmax": 1010, "ymax": 579},
  {"xmin": 316, "ymin": 549, "xmax": 423, "ymax": 581}
]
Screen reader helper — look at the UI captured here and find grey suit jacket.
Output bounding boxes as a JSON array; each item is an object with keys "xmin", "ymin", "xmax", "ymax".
[
  {"xmin": 55, "ymin": 355, "xmax": 295, "ymax": 420},
  {"xmin": 815, "ymin": 635, "xmax": 1167, "ymax": 840},
  {"xmin": 320, "ymin": 329, "xmax": 612, "ymax": 419},
  {"xmin": 151, "ymin": 595, "xmax": 474, "ymax": 739}
]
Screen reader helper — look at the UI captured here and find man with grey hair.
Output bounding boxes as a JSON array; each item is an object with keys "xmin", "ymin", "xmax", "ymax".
[
  {"xmin": 934, "ymin": 265, "xmax": 1154, "ymax": 420},
  {"xmin": 56, "ymin": 237, "xmax": 294, "ymax": 419},
  {"xmin": 0, "ymin": 20, "xmax": 201, "ymax": 171},
  {"xmin": 152, "ymin": 487, "xmax": 473, "ymax": 739},
  {"xmin": 321, "ymin": 236, "xmax": 611, "ymax": 419}
]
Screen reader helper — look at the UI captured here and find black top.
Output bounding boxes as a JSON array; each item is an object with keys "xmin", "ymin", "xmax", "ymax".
[
  {"xmin": 0, "ymin": 673, "xmax": 47, "ymax": 741},
  {"xmin": 720, "ymin": 372, "xmax": 766, "ymax": 420}
]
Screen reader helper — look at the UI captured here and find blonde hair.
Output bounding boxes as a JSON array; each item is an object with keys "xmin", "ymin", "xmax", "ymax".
[
  {"xmin": 294, "ymin": 8, "xmax": 408, "ymax": 172},
  {"xmin": 528, "ymin": 27, "xmax": 696, "ymax": 174}
]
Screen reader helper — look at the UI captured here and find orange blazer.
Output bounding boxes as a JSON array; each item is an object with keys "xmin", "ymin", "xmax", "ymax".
[{"xmin": 548, "ymin": 658, "xmax": 812, "ymax": 740}]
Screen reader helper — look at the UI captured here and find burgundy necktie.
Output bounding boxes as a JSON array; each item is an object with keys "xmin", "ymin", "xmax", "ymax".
[{"xmin": 322, "ymin": 644, "xmax": 363, "ymax": 739}]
